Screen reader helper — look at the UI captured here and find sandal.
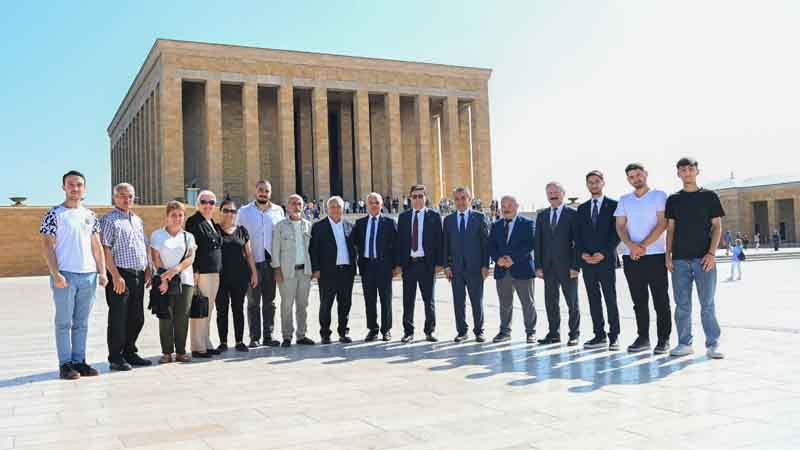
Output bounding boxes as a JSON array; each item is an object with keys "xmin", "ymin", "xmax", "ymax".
[
  {"xmin": 175, "ymin": 353, "xmax": 192, "ymax": 363},
  {"xmin": 159, "ymin": 354, "xmax": 173, "ymax": 364}
]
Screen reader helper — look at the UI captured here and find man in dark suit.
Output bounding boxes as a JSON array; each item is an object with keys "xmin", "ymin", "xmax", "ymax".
[
  {"xmin": 309, "ymin": 196, "xmax": 357, "ymax": 344},
  {"xmin": 395, "ymin": 184, "xmax": 444, "ymax": 343},
  {"xmin": 575, "ymin": 170, "xmax": 621, "ymax": 350},
  {"xmin": 534, "ymin": 182, "xmax": 581, "ymax": 346},
  {"xmin": 443, "ymin": 187, "xmax": 490, "ymax": 343},
  {"xmin": 488, "ymin": 195, "xmax": 537, "ymax": 343},
  {"xmin": 353, "ymin": 192, "xmax": 398, "ymax": 342}
]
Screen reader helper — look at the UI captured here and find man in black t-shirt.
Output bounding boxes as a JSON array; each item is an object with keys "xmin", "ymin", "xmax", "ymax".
[{"xmin": 665, "ymin": 157, "xmax": 724, "ymax": 359}]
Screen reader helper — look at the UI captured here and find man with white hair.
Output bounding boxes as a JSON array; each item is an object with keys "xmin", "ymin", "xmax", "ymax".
[
  {"xmin": 310, "ymin": 196, "xmax": 357, "ymax": 343},
  {"xmin": 99, "ymin": 183, "xmax": 152, "ymax": 370}
]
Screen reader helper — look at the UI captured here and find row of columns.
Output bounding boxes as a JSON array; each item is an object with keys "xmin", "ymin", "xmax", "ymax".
[{"xmin": 111, "ymin": 88, "xmax": 161, "ymax": 204}]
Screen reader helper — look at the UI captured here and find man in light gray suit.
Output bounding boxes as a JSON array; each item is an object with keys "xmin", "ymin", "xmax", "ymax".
[{"xmin": 443, "ymin": 187, "xmax": 490, "ymax": 343}]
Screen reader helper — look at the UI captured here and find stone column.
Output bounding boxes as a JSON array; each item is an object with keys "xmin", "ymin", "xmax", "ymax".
[
  {"xmin": 353, "ymin": 89, "xmax": 372, "ymax": 200},
  {"xmin": 431, "ymin": 115, "xmax": 442, "ymax": 203},
  {"xmin": 312, "ymin": 87, "xmax": 330, "ymax": 200},
  {"xmin": 793, "ymin": 196, "xmax": 800, "ymax": 242},
  {"xmin": 298, "ymin": 94, "xmax": 314, "ymax": 198},
  {"xmin": 205, "ymin": 79, "xmax": 223, "ymax": 196},
  {"xmin": 243, "ymin": 82, "xmax": 261, "ymax": 197},
  {"xmin": 470, "ymin": 92, "xmax": 493, "ymax": 206},
  {"xmin": 441, "ymin": 96, "xmax": 459, "ymax": 196},
  {"xmin": 386, "ymin": 92, "xmax": 404, "ymax": 200},
  {"xmin": 149, "ymin": 93, "xmax": 158, "ymax": 204},
  {"xmin": 340, "ymin": 101, "xmax": 355, "ymax": 201},
  {"xmin": 277, "ymin": 82, "xmax": 296, "ymax": 203},
  {"xmin": 154, "ymin": 85, "xmax": 163, "ymax": 204},
  {"xmin": 160, "ymin": 75, "xmax": 184, "ymax": 201},
  {"xmin": 133, "ymin": 112, "xmax": 140, "ymax": 201},
  {"xmin": 458, "ymin": 101, "xmax": 473, "ymax": 193},
  {"xmin": 766, "ymin": 198, "xmax": 776, "ymax": 236},
  {"xmin": 142, "ymin": 99, "xmax": 150, "ymax": 204},
  {"xmin": 415, "ymin": 95, "xmax": 432, "ymax": 194}
]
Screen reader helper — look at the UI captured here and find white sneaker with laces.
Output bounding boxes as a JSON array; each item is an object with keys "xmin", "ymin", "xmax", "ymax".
[
  {"xmin": 707, "ymin": 346, "xmax": 724, "ymax": 359},
  {"xmin": 670, "ymin": 344, "xmax": 694, "ymax": 357}
]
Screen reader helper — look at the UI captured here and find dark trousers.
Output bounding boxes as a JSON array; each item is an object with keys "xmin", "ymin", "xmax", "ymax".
[
  {"xmin": 362, "ymin": 261, "xmax": 393, "ymax": 334},
  {"xmin": 582, "ymin": 264, "xmax": 620, "ymax": 339},
  {"xmin": 246, "ymin": 252, "xmax": 277, "ymax": 342},
  {"xmin": 543, "ymin": 267, "xmax": 580, "ymax": 339},
  {"xmin": 402, "ymin": 261, "xmax": 436, "ymax": 335},
  {"xmin": 216, "ymin": 277, "xmax": 247, "ymax": 344},
  {"xmin": 105, "ymin": 268, "xmax": 145, "ymax": 363},
  {"xmin": 319, "ymin": 266, "xmax": 355, "ymax": 338},
  {"xmin": 452, "ymin": 270, "xmax": 485, "ymax": 336},
  {"xmin": 622, "ymin": 254, "xmax": 671, "ymax": 343}
]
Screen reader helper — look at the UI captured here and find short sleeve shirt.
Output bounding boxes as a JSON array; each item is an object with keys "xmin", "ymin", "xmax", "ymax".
[
  {"xmin": 99, "ymin": 208, "xmax": 149, "ymax": 270},
  {"xmin": 218, "ymin": 225, "xmax": 251, "ymax": 285},
  {"xmin": 39, "ymin": 205, "xmax": 100, "ymax": 273},
  {"xmin": 614, "ymin": 189, "xmax": 667, "ymax": 255},
  {"xmin": 665, "ymin": 188, "xmax": 725, "ymax": 260},
  {"xmin": 150, "ymin": 228, "xmax": 197, "ymax": 286}
]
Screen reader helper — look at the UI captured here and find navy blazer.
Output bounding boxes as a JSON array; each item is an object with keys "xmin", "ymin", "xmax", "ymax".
[
  {"xmin": 395, "ymin": 209, "xmax": 444, "ymax": 270},
  {"xmin": 534, "ymin": 206, "xmax": 580, "ymax": 273},
  {"xmin": 488, "ymin": 215, "xmax": 535, "ymax": 280},
  {"xmin": 309, "ymin": 218, "xmax": 357, "ymax": 278},
  {"xmin": 353, "ymin": 214, "xmax": 397, "ymax": 277},
  {"xmin": 575, "ymin": 197, "xmax": 621, "ymax": 269},
  {"xmin": 443, "ymin": 210, "xmax": 490, "ymax": 274}
]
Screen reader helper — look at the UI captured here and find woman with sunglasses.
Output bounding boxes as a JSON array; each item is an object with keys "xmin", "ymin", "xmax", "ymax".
[
  {"xmin": 215, "ymin": 199, "xmax": 258, "ymax": 352},
  {"xmin": 185, "ymin": 190, "xmax": 223, "ymax": 358}
]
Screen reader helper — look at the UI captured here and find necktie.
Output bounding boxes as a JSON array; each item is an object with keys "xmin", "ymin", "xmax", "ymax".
[
  {"xmin": 459, "ymin": 212, "xmax": 465, "ymax": 233},
  {"xmin": 504, "ymin": 219, "xmax": 511, "ymax": 242},
  {"xmin": 412, "ymin": 211, "xmax": 419, "ymax": 252},
  {"xmin": 591, "ymin": 199, "xmax": 599, "ymax": 228},
  {"xmin": 368, "ymin": 217, "xmax": 377, "ymax": 259},
  {"xmin": 550, "ymin": 208, "xmax": 558, "ymax": 230}
]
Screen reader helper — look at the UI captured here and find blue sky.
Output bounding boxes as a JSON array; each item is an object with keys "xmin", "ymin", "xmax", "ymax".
[{"xmin": 2, "ymin": 1, "xmax": 799, "ymax": 208}]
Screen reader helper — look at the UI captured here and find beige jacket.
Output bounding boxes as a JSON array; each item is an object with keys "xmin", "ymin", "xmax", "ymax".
[{"xmin": 270, "ymin": 217, "xmax": 313, "ymax": 278}]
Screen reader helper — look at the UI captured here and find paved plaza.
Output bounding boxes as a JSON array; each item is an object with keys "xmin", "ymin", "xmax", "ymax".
[{"xmin": 1, "ymin": 258, "xmax": 798, "ymax": 450}]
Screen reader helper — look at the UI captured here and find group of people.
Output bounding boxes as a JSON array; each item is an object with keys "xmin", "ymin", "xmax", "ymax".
[{"xmin": 41, "ymin": 156, "xmax": 725, "ymax": 381}]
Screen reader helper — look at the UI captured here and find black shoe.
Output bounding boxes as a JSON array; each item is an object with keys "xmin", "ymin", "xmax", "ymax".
[
  {"xmin": 365, "ymin": 331, "xmax": 379, "ymax": 342},
  {"xmin": 382, "ymin": 332, "xmax": 392, "ymax": 342},
  {"xmin": 654, "ymin": 341, "xmax": 669, "ymax": 355},
  {"xmin": 73, "ymin": 361, "xmax": 99, "ymax": 377},
  {"xmin": 609, "ymin": 336, "xmax": 620, "ymax": 351},
  {"xmin": 526, "ymin": 334, "xmax": 537, "ymax": 344},
  {"xmin": 281, "ymin": 339, "xmax": 292, "ymax": 348},
  {"xmin": 493, "ymin": 333, "xmax": 511, "ymax": 343},
  {"xmin": 320, "ymin": 336, "xmax": 332, "ymax": 345},
  {"xmin": 339, "ymin": 335, "xmax": 353, "ymax": 344},
  {"xmin": 248, "ymin": 339, "xmax": 260, "ymax": 348},
  {"xmin": 567, "ymin": 338, "xmax": 579, "ymax": 347},
  {"xmin": 297, "ymin": 337, "xmax": 316, "ymax": 345},
  {"xmin": 425, "ymin": 334, "xmax": 438, "ymax": 342},
  {"xmin": 124, "ymin": 353, "xmax": 152, "ymax": 367},
  {"xmin": 627, "ymin": 337, "xmax": 651, "ymax": 353},
  {"xmin": 401, "ymin": 334, "xmax": 414, "ymax": 343},
  {"xmin": 192, "ymin": 351, "xmax": 212, "ymax": 358},
  {"xmin": 217, "ymin": 343, "xmax": 229, "ymax": 353},
  {"xmin": 264, "ymin": 338, "xmax": 281, "ymax": 347},
  {"xmin": 584, "ymin": 336, "xmax": 608, "ymax": 349},
  {"xmin": 454, "ymin": 334, "xmax": 467, "ymax": 343},
  {"xmin": 475, "ymin": 334, "xmax": 486, "ymax": 343},
  {"xmin": 59, "ymin": 363, "xmax": 80, "ymax": 380},
  {"xmin": 109, "ymin": 360, "xmax": 132, "ymax": 371},
  {"xmin": 235, "ymin": 342, "xmax": 249, "ymax": 352},
  {"xmin": 538, "ymin": 335, "xmax": 561, "ymax": 345},
  {"xmin": 206, "ymin": 348, "xmax": 220, "ymax": 355}
]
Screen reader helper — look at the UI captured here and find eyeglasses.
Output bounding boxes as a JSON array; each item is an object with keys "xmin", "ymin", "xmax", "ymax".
[
  {"xmin": 411, "ymin": 194, "xmax": 425, "ymax": 199},
  {"xmin": 222, "ymin": 208, "xmax": 237, "ymax": 214},
  {"xmin": 199, "ymin": 199, "xmax": 216, "ymax": 206}
]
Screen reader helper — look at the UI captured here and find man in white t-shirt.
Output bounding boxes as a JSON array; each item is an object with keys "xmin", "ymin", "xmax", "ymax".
[
  {"xmin": 236, "ymin": 180, "xmax": 285, "ymax": 348},
  {"xmin": 40, "ymin": 170, "xmax": 108, "ymax": 380},
  {"xmin": 613, "ymin": 163, "xmax": 672, "ymax": 355}
]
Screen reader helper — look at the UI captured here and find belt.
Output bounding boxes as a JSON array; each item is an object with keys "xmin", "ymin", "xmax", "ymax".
[
  {"xmin": 336, "ymin": 264, "xmax": 351, "ymax": 269},
  {"xmin": 294, "ymin": 264, "xmax": 305, "ymax": 271},
  {"xmin": 409, "ymin": 256, "xmax": 425, "ymax": 263}
]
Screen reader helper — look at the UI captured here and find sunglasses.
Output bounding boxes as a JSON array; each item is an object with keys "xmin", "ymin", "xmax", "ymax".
[
  {"xmin": 222, "ymin": 208, "xmax": 237, "ymax": 214},
  {"xmin": 199, "ymin": 199, "xmax": 216, "ymax": 206},
  {"xmin": 411, "ymin": 194, "xmax": 425, "ymax": 199}
]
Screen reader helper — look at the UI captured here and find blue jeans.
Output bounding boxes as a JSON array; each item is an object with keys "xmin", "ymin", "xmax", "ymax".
[
  {"xmin": 50, "ymin": 271, "xmax": 97, "ymax": 365},
  {"xmin": 671, "ymin": 259, "xmax": 721, "ymax": 348}
]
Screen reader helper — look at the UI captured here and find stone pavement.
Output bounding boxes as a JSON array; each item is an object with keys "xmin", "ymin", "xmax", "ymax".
[{"xmin": 0, "ymin": 259, "xmax": 798, "ymax": 450}]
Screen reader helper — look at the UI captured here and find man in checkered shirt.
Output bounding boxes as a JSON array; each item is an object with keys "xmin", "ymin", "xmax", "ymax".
[{"xmin": 99, "ymin": 183, "xmax": 153, "ymax": 371}]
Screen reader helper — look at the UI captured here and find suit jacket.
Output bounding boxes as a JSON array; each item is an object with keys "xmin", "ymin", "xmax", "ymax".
[
  {"xmin": 488, "ymin": 215, "xmax": 535, "ymax": 280},
  {"xmin": 309, "ymin": 218, "xmax": 357, "ymax": 278},
  {"xmin": 575, "ymin": 197, "xmax": 621, "ymax": 270},
  {"xmin": 353, "ymin": 214, "xmax": 397, "ymax": 278},
  {"xmin": 443, "ymin": 210, "xmax": 489, "ymax": 274},
  {"xmin": 270, "ymin": 217, "xmax": 312, "ymax": 279},
  {"xmin": 534, "ymin": 206, "xmax": 580, "ymax": 274},
  {"xmin": 395, "ymin": 208, "xmax": 444, "ymax": 270}
]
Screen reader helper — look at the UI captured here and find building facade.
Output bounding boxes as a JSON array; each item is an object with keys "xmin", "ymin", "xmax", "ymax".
[
  {"xmin": 709, "ymin": 174, "xmax": 800, "ymax": 243},
  {"xmin": 107, "ymin": 39, "xmax": 493, "ymax": 206}
]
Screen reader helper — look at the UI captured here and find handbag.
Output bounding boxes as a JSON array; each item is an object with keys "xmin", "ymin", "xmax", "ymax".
[
  {"xmin": 189, "ymin": 292, "xmax": 209, "ymax": 319},
  {"xmin": 737, "ymin": 250, "xmax": 746, "ymax": 261}
]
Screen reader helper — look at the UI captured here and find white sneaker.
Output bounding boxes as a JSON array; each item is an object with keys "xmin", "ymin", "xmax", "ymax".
[
  {"xmin": 707, "ymin": 346, "xmax": 724, "ymax": 359},
  {"xmin": 670, "ymin": 344, "xmax": 694, "ymax": 357}
]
